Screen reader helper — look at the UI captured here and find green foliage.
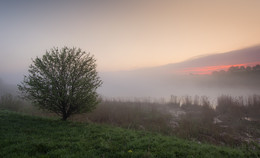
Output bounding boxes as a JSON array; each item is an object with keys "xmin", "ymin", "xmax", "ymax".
[
  {"xmin": 18, "ymin": 47, "xmax": 102, "ymax": 120},
  {"xmin": 0, "ymin": 110, "xmax": 252, "ymax": 158}
]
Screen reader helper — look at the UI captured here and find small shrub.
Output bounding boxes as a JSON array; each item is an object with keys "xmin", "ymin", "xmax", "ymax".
[{"xmin": 0, "ymin": 94, "xmax": 21, "ymax": 111}]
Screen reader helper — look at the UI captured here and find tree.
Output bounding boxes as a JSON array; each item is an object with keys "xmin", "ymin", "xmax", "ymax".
[
  {"xmin": 228, "ymin": 66, "xmax": 239, "ymax": 73},
  {"xmin": 18, "ymin": 47, "xmax": 102, "ymax": 120},
  {"xmin": 246, "ymin": 66, "xmax": 252, "ymax": 72}
]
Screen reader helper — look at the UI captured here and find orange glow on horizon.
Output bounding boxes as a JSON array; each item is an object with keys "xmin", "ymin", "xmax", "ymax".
[{"xmin": 178, "ymin": 62, "xmax": 260, "ymax": 75}]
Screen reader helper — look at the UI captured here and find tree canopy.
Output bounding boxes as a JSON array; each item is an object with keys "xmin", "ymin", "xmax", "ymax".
[
  {"xmin": 18, "ymin": 47, "xmax": 102, "ymax": 120},
  {"xmin": 212, "ymin": 64, "xmax": 260, "ymax": 75}
]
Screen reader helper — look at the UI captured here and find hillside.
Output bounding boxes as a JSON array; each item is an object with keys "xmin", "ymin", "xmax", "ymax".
[{"xmin": 0, "ymin": 110, "xmax": 256, "ymax": 158}]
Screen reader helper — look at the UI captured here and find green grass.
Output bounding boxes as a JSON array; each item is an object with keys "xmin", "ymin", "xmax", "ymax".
[{"xmin": 0, "ymin": 110, "xmax": 257, "ymax": 158}]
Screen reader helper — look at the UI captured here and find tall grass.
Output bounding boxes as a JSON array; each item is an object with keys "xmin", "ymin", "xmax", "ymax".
[
  {"xmin": 0, "ymin": 93, "xmax": 22, "ymax": 111},
  {"xmin": 72, "ymin": 99, "xmax": 174, "ymax": 134},
  {"xmin": 1, "ymin": 93, "xmax": 259, "ymax": 147}
]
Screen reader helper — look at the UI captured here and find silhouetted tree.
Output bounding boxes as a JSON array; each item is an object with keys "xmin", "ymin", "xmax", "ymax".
[
  {"xmin": 228, "ymin": 66, "xmax": 240, "ymax": 73},
  {"xmin": 212, "ymin": 64, "xmax": 260, "ymax": 75},
  {"xmin": 246, "ymin": 66, "xmax": 252, "ymax": 72},
  {"xmin": 239, "ymin": 66, "xmax": 245, "ymax": 71},
  {"xmin": 253, "ymin": 64, "xmax": 260, "ymax": 71},
  {"xmin": 18, "ymin": 47, "xmax": 102, "ymax": 120}
]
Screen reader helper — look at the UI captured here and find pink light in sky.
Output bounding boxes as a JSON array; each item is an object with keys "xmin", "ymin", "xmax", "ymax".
[{"xmin": 178, "ymin": 62, "xmax": 260, "ymax": 75}]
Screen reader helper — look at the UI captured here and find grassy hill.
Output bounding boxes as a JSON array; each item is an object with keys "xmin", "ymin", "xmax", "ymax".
[{"xmin": 0, "ymin": 110, "xmax": 257, "ymax": 158}]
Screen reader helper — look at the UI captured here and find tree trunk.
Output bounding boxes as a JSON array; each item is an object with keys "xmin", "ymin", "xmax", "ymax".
[{"xmin": 62, "ymin": 113, "xmax": 68, "ymax": 121}]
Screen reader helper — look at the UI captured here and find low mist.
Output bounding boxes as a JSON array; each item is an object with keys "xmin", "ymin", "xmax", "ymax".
[
  {"xmin": 1, "ymin": 67, "xmax": 260, "ymax": 105},
  {"xmin": 99, "ymin": 69, "xmax": 260, "ymax": 102}
]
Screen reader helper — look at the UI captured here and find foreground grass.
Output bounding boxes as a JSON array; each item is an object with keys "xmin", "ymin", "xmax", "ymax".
[{"xmin": 0, "ymin": 110, "xmax": 257, "ymax": 158}]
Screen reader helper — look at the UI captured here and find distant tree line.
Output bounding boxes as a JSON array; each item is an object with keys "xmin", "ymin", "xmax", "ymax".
[{"xmin": 212, "ymin": 64, "xmax": 260, "ymax": 75}]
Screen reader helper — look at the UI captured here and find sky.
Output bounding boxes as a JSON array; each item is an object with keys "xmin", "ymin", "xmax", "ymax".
[{"xmin": 1, "ymin": 0, "xmax": 260, "ymax": 82}]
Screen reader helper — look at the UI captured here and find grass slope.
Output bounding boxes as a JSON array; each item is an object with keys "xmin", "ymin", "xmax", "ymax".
[{"xmin": 0, "ymin": 110, "xmax": 255, "ymax": 158}]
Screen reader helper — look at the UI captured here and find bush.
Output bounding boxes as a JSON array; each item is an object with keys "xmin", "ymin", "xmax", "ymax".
[{"xmin": 0, "ymin": 94, "xmax": 21, "ymax": 111}]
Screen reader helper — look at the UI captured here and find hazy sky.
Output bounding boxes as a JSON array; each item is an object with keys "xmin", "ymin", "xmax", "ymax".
[{"xmin": 1, "ymin": 0, "xmax": 260, "ymax": 75}]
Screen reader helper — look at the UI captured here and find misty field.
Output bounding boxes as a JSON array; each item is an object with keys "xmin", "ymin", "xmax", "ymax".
[
  {"xmin": 2, "ymin": 0, "xmax": 260, "ymax": 157},
  {"xmin": 0, "ymin": 110, "xmax": 255, "ymax": 158}
]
